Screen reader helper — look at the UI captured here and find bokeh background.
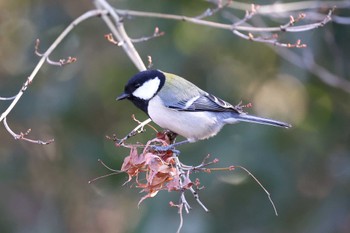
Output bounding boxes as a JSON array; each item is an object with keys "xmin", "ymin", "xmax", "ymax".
[{"xmin": 1, "ymin": 0, "xmax": 350, "ymax": 232}]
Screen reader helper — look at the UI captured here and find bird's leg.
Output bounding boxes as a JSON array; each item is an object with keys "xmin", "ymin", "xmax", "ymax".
[{"xmin": 150, "ymin": 139, "xmax": 189, "ymax": 153}]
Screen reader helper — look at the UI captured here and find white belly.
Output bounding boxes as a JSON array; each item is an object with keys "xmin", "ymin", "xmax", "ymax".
[{"xmin": 148, "ymin": 96, "xmax": 226, "ymax": 142}]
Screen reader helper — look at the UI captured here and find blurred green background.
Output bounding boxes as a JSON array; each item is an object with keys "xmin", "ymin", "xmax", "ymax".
[{"xmin": 1, "ymin": 0, "xmax": 350, "ymax": 232}]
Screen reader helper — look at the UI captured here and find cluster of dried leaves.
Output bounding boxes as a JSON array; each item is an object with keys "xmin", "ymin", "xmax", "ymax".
[
  {"xmin": 93, "ymin": 121, "xmax": 278, "ymax": 233},
  {"xmin": 120, "ymin": 133, "xmax": 194, "ymax": 206}
]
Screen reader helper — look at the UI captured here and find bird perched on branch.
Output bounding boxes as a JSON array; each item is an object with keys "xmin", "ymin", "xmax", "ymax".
[{"xmin": 117, "ymin": 70, "xmax": 291, "ymax": 148}]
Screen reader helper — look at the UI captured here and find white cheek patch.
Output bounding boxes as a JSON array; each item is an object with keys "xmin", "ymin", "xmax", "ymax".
[{"xmin": 132, "ymin": 77, "xmax": 160, "ymax": 100}]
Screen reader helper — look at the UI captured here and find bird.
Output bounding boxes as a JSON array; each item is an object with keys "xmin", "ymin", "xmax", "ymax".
[{"xmin": 117, "ymin": 70, "xmax": 291, "ymax": 148}]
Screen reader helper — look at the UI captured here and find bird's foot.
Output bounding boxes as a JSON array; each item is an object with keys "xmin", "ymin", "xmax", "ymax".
[
  {"xmin": 149, "ymin": 140, "xmax": 189, "ymax": 155},
  {"xmin": 150, "ymin": 144, "xmax": 180, "ymax": 155}
]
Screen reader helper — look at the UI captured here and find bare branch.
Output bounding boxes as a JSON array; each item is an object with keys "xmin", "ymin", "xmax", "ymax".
[
  {"xmin": 220, "ymin": 0, "xmax": 348, "ymax": 13},
  {"xmin": 115, "ymin": 7, "xmax": 334, "ymax": 33},
  {"xmin": 88, "ymin": 159, "xmax": 122, "ymax": 184},
  {"xmin": 34, "ymin": 38, "xmax": 44, "ymax": 56},
  {"xmin": 130, "ymin": 27, "xmax": 165, "ymax": 43},
  {"xmin": 195, "ymin": 0, "xmax": 232, "ymax": 19},
  {"xmin": 169, "ymin": 202, "xmax": 184, "ymax": 233},
  {"xmin": 131, "ymin": 114, "xmax": 158, "ymax": 133},
  {"xmin": 302, "ymin": 12, "xmax": 350, "ymax": 25},
  {"xmin": 3, "ymin": 118, "xmax": 54, "ymax": 145},
  {"xmin": 0, "ymin": 9, "xmax": 105, "ymax": 124},
  {"xmin": 114, "ymin": 117, "xmax": 153, "ymax": 145},
  {"xmin": 279, "ymin": 13, "xmax": 306, "ymax": 31},
  {"xmin": 232, "ymin": 30, "xmax": 307, "ymax": 48},
  {"xmin": 227, "ymin": 6, "xmax": 350, "ymax": 93},
  {"xmin": 235, "ymin": 165, "xmax": 278, "ymax": 216},
  {"xmin": 232, "ymin": 4, "xmax": 259, "ymax": 26},
  {"xmin": 219, "ymin": 0, "xmax": 350, "ymax": 25},
  {"xmin": 35, "ymin": 39, "xmax": 77, "ymax": 66},
  {"xmin": 147, "ymin": 55, "xmax": 153, "ymax": 69},
  {"xmin": 103, "ymin": 131, "xmax": 280, "ymax": 232},
  {"xmin": 94, "ymin": 0, "xmax": 146, "ymax": 71},
  {"xmin": 48, "ymin": 56, "xmax": 77, "ymax": 66},
  {"xmin": 114, "ymin": 6, "xmax": 334, "ymax": 50},
  {"xmin": 245, "ymin": 8, "xmax": 350, "ymax": 93},
  {"xmin": 189, "ymin": 186, "xmax": 209, "ymax": 212},
  {"xmin": 176, "ymin": 203, "xmax": 184, "ymax": 233},
  {"xmin": 230, "ymin": 7, "xmax": 332, "ymax": 46}
]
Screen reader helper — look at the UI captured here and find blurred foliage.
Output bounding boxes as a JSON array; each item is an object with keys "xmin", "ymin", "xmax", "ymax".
[{"xmin": 1, "ymin": 0, "xmax": 350, "ymax": 233}]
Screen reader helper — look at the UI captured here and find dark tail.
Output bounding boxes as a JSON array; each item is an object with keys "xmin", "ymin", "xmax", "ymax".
[{"xmin": 235, "ymin": 114, "xmax": 291, "ymax": 128}]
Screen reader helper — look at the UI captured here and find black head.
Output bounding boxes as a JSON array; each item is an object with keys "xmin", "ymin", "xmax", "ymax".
[{"xmin": 116, "ymin": 70, "xmax": 166, "ymax": 113}]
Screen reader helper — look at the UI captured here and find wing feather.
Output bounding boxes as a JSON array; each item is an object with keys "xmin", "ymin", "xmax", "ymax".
[
  {"xmin": 168, "ymin": 93, "xmax": 240, "ymax": 113},
  {"xmin": 158, "ymin": 72, "xmax": 241, "ymax": 113}
]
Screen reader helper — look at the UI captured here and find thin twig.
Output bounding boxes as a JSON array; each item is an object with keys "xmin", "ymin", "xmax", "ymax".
[
  {"xmin": 117, "ymin": 118, "xmax": 153, "ymax": 145},
  {"xmin": 221, "ymin": 0, "xmax": 350, "ymax": 25},
  {"xmin": 147, "ymin": 55, "xmax": 153, "ymax": 69},
  {"xmin": 0, "ymin": 95, "xmax": 16, "ymax": 101},
  {"xmin": 3, "ymin": 117, "xmax": 54, "ymax": 145},
  {"xmin": 114, "ymin": 5, "xmax": 333, "ymax": 50},
  {"xmin": 88, "ymin": 159, "xmax": 122, "ymax": 183},
  {"xmin": 233, "ymin": 30, "xmax": 307, "ymax": 48},
  {"xmin": 88, "ymin": 172, "xmax": 120, "ymax": 184},
  {"xmin": 175, "ymin": 158, "xmax": 192, "ymax": 213},
  {"xmin": 228, "ymin": 6, "xmax": 350, "ymax": 93},
  {"xmin": 132, "ymin": 114, "xmax": 158, "ymax": 133},
  {"xmin": 178, "ymin": 154, "xmax": 278, "ymax": 216},
  {"xmin": 279, "ymin": 13, "xmax": 306, "ymax": 31},
  {"xmin": 177, "ymin": 203, "xmax": 184, "ymax": 233},
  {"xmin": 195, "ymin": 0, "xmax": 232, "ymax": 19},
  {"xmin": 35, "ymin": 39, "xmax": 77, "ymax": 66},
  {"xmin": 180, "ymin": 191, "xmax": 191, "ymax": 214},
  {"xmin": 0, "ymin": 9, "xmax": 105, "ymax": 124},
  {"xmin": 236, "ymin": 165, "xmax": 278, "ymax": 216},
  {"xmin": 170, "ymin": 202, "xmax": 184, "ymax": 233},
  {"xmin": 115, "ymin": 8, "xmax": 333, "ymax": 33},
  {"xmin": 173, "ymin": 156, "xmax": 210, "ymax": 213},
  {"xmin": 94, "ymin": 0, "xmax": 146, "ymax": 71},
  {"xmin": 130, "ymin": 27, "xmax": 165, "ymax": 43},
  {"xmin": 223, "ymin": 0, "xmax": 349, "ymax": 14},
  {"xmin": 233, "ymin": 4, "xmax": 259, "ymax": 26},
  {"xmin": 189, "ymin": 186, "xmax": 209, "ymax": 212},
  {"xmin": 98, "ymin": 158, "xmax": 121, "ymax": 172}
]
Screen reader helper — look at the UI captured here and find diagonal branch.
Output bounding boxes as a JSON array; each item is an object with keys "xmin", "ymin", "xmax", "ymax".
[
  {"xmin": 0, "ymin": 9, "xmax": 105, "ymax": 124},
  {"xmin": 3, "ymin": 118, "xmax": 54, "ymax": 145},
  {"xmin": 94, "ymin": 0, "xmax": 146, "ymax": 71}
]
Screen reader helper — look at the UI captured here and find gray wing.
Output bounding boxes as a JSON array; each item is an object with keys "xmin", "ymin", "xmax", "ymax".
[
  {"xmin": 167, "ymin": 92, "xmax": 241, "ymax": 113},
  {"xmin": 158, "ymin": 72, "xmax": 241, "ymax": 113}
]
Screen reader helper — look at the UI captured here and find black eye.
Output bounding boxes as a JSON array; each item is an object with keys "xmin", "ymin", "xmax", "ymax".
[{"xmin": 134, "ymin": 83, "xmax": 141, "ymax": 88}]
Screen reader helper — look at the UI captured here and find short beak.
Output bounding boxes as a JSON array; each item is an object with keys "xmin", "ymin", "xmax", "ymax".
[{"xmin": 116, "ymin": 92, "xmax": 130, "ymax": 101}]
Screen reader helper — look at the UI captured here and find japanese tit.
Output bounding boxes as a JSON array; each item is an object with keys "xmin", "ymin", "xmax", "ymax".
[{"xmin": 117, "ymin": 70, "xmax": 291, "ymax": 144}]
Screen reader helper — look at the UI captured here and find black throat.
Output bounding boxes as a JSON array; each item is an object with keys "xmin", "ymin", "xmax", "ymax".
[{"xmin": 129, "ymin": 96, "xmax": 149, "ymax": 115}]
